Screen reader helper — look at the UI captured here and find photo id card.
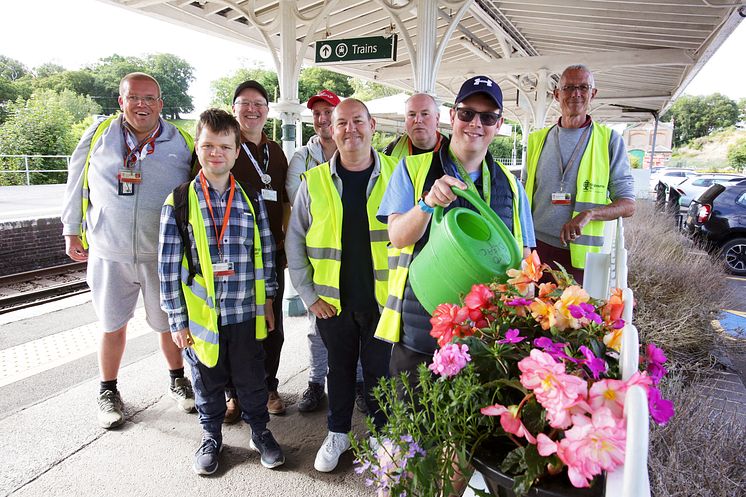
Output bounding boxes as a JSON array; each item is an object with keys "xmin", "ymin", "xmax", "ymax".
[
  {"xmin": 213, "ymin": 261, "xmax": 235, "ymax": 277},
  {"xmin": 551, "ymin": 192, "xmax": 572, "ymax": 205},
  {"xmin": 261, "ymin": 188, "xmax": 278, "ymax": 202},
  {"xmin": 118, "ymin": 180, "xmax": 134, "ymax": 196}
]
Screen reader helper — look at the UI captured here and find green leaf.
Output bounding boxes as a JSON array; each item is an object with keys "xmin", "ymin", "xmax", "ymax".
[
  {"xmin": 500, "ymin": 446, "xmax": 526, "ymax": 474},
  {"xmin": 512, "ymin": 473, "xmax": 535, "ymax": 497}
]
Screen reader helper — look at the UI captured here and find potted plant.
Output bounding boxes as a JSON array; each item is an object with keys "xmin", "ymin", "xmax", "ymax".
[{"xmin": 353, "ymin": 251, "xmax": 674, "ymax": 497}]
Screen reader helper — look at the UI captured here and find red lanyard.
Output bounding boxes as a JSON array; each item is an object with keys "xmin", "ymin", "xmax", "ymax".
[
  {"xmin": 408, "ymin": 133, "xmax": 443, "ymax": 155},
  {"xmin": 199, "ymin": 171, "xmax": 235, "ymax": 255}
]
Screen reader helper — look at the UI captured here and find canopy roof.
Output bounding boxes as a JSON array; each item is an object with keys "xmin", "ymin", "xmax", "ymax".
[{"xmin": 102, "ymin": 0, "xmax": 744, "ymax": 125}]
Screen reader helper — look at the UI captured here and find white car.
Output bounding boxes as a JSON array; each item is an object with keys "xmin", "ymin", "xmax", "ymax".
[
  {"xmin": 649, "ymin": 168, "xmax": 698, "ymax": 192},
  {"xmin": 671, "ymin": 174, "xmax": 746, "ymax": 207}
]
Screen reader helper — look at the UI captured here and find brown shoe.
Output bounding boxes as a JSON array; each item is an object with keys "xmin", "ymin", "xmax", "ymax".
[
  {"xmin": 267, "ymin": 391, "xmax": 286, "ymax": 415},
  {"xmin": 224, "ymin": 397, "xmax": 241, "ymax": 424}
]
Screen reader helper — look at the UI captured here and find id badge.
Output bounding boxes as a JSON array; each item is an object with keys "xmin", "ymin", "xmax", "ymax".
[
  {"xmin": 213, "ymin": 261, "xmax": 235, "ymax": 277},
  {"xmin": 118, "ymin": 180, "xmax": 134, "ymax": 196},
  {"xmin": 551, "ymin": 192, "xmax": 572, "ymax": 205},
  {"xmin": 118, "ymin": 169, "xmax": 142, "ymax": 183},
  {"xmin": 261, "ymin": 188, "xmax": 278, "ymax": 202}
]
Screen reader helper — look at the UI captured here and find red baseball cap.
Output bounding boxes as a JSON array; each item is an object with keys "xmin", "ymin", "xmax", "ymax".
[{"xmin": 306, "ymin": 89, "xmax": 341, "ymax": 109}]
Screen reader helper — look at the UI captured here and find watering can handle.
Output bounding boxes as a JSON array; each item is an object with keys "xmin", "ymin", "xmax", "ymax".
[{"xmin": 432, "ymin": 186, "xmax": 500, "ymax": 229}]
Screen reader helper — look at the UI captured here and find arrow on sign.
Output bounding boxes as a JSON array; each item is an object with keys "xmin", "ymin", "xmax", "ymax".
[{"xmin": 319, "ymin": 44, "xmax": 332, "ymax": 59}]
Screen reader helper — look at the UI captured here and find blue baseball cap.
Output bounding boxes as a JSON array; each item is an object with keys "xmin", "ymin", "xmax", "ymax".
[{"xmin": 455, "ymin": 76, "xmax": 503, "ymax": 110}]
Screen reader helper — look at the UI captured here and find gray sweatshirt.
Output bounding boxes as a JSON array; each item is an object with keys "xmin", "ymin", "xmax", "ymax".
[
  {"xmin": 286, "ymin": 135, "xmax": 331, "ymax": 203},
  {"xmin": 61, "ymin": 115, "xmax": 192, "ymax": 263},
  {"xmin": 286, "ymin": 148, "xmax": 385, "ymax": 308}
]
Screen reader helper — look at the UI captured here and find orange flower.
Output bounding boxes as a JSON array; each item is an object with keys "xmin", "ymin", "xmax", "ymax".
[
  {"xmin": 538, "ymin": 282, "xmax": 557, "ymax": 298},
  {"xmin": 554, "ymin": 285, "xmax": 590, "ymax": 330},
  {"xmin": 603, "ymin": 288, "xmax": 624, "ymax": 324},
  {"xmin": 530, "ymin": 298, "xmax": 558, "ymax": 330},
  {"xmin": 507, "ymin": 250, "xmax": 547, "ymax": 295},
  {"xmin": 603, "ymin": 328, "xmax": 623, "ymax": 352}
]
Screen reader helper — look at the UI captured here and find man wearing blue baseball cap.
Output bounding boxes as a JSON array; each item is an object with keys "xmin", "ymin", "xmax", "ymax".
[{"xmin": 374, "ymin": 76, "xmax": 535, "ymax": 381}]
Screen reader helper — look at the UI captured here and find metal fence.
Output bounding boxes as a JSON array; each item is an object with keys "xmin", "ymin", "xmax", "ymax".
[{"xmin": 0, "ymin": 155, "xmax": 71, "ymax": 186}]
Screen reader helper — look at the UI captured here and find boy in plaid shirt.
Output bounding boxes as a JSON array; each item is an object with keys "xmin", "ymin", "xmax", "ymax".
[{"xmin": 158, "ymin": 108, "xmax": 284, "ymax": 475}]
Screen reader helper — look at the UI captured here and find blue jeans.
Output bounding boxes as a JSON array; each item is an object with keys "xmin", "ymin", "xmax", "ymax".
[
  {"xmin": 317, "ymin": 309, "xmax": 390, "ymax": 433},
  {"xmin": 185, "ymin": 320, "xmax": 269, "ymax": 435}
]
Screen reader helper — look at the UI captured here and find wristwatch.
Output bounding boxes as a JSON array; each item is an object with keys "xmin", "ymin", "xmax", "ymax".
[{"xmin": 418, "ymin": 191, "xmax": 434, "ymax": 214}]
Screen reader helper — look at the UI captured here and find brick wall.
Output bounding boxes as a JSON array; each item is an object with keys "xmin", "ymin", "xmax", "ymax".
[{"xmin": 0, "ymin": 218, "xmax": 68, "ymax": 276}]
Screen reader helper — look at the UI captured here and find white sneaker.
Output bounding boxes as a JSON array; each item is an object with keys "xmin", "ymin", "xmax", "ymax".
[
  {"xmin": 97, "ymin": 390, "xmax": 124, "ymax": 429},
  {"xmin": 169, "ymin": 377, "xmax": 196, "ymax": 412},
  {"xmin": 314, "ymin": 431, "xmax": 351, "ymax": 472}
]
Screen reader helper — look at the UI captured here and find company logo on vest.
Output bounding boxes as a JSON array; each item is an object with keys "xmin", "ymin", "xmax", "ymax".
[{"xmin": 582, "ymin": 179, "xmax": 606, "ymax": 192}]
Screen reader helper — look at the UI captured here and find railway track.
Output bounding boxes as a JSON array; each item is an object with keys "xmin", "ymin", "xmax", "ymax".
[{"xmin": 0, "ymin": 262, "xmax": 89, "ymax": 314}]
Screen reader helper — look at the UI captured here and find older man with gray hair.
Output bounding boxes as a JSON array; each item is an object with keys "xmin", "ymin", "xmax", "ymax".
[
  {"xmin": 522, "ymin": 64, "xmax": 635, "ymax": 283},
  {"xmin": 383, "ymin": 93, "xmax": 449, "ymax": 160}
]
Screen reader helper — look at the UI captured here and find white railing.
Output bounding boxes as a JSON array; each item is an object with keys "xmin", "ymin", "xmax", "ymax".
[
  {"xmin": 0, "ymin": 155, "xmax": 71, "ymax": 185},
  {"xmin": 585, "ymin": 219, "xmax": 651, "ymax": 497}
]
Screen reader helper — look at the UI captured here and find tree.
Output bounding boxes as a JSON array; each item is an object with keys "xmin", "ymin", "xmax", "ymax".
[
  {"xmin": 210, "ymin": 66, "xmax": 279, "ymax": 108},
  {"xmin": 0, "ymin": 55, "xmax": 29, "ymax": 81},
  {"xmin": 0, "ymin": 89, "xmax": 101, "ymax": 185},
  {"xmin": 87, "ymin": 54, "xmax": 146, "ymax": 114},
  {"xmin": 727, "ymin": 138, "xmax": 746, "ymax": 172},
  {"xmin": 145, "ymin": 53, "xmax": 195, "ymax": 119},
  {"xmin": 349, "ymin": 78, "xmax": 400, "ymax": 101},
  {"xmin": 34, "ymin": 63, "xmax": 66, "ymax": 78},
  {"xmin": 738, "ymin": 98, "xmax": 746, "ymax": 123},
  {"xmin": 34, "ymin": 70, "xmax": 101, "ymax": 101},
  {"xmin": 662, "ymin": 93, "xmax": 739, "ymax": 146},
  {"xmin": 298, "ymin": 67, "xmax": 353, "ymax": 101}
]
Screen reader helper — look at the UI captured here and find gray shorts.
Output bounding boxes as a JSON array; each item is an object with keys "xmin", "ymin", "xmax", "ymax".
[{"xmin": 86, "ymin": 254, "xmax": 169, "ymax": 333}]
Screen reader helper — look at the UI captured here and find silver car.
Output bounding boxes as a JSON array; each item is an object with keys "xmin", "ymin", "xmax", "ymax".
[{"xmin": 672, "ymin": 174, "xmax": 745, "ymax": 207}]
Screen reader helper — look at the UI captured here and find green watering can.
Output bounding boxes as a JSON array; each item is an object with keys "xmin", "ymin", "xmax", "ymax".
[{"xmin": 409, "ymin": 186, "xmax": 522, "ymax": 314}]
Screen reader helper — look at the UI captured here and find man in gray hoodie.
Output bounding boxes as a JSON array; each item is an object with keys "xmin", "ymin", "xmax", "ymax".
[{"xmin": 62, "ymin": 72, "xmax": 195, "ymax": 429}]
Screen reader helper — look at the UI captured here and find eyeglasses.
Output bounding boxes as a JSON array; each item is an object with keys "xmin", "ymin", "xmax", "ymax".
[
  {"xmin": 234, "ymin": 100, "xmax": 268, "ymax": 109},
  {"xmin": 124, "ymin": 95, "xmax": 161, "ymax": 105},
  {"xmin": 455, "ymin": 107, "xmax": 501, "ymax": 127},
  {"xmin": 559, "ymin": 84, "xmax": 593, "ymax": 94}
]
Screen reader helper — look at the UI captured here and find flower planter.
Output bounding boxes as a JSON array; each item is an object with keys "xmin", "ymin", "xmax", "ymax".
[{"xmin": 472, "ymin": 447, "xmax": 605, "ymax": 497}]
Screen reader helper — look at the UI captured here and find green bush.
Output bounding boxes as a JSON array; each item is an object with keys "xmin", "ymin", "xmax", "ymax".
[{"xmin": 727, "ymin": 138, "xmax": 746, "ymax": 172}]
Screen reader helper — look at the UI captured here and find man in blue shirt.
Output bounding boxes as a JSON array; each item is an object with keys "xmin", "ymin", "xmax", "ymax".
[
  {"xmin": 158, "ymin": 109, "xmax": 284, "ymax": 475},
  {"xmin": 376, "ymin": 76, "xmax": 535, "ymax": 382}
]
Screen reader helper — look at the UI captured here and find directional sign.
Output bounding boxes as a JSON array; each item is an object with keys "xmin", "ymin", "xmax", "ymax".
[{"xmin": 315, "ymin": 35, "xmax": 398, "ymax": 65}]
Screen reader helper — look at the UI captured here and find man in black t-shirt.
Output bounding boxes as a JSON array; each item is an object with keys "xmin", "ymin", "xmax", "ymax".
[{"xmin": 286, "ymin": 99, "xmax": 396, "ymax": 473}]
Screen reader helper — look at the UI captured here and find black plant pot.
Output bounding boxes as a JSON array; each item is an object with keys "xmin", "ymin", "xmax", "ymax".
[{"xmin": 472, "ymin": 447, "xmax": 605, "ymax": 497}]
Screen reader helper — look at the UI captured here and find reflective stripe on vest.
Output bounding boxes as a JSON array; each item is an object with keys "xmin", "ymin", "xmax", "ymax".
[
  {"xmin": 80, "ymin": 115, "xmax": 195, "ymax": 249},
  {"xmin": 525, "ymin": 124, "xmax": 611, "ymax": 269},
  {"xmin": 303, "ymin": 154, "xmax": 395, "ymax": 312},
  {"xmin": 163, "ymin": 179, "xmax": 266, "ymax": 368},
  {"xmin": 374, "ymin": 152, "xmax": 521, "ymax": 344}
]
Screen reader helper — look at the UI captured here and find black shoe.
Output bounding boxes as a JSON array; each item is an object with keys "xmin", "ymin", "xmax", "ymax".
[
  {"xmin": 298, "ymin": 382, "xmax": 325, "ymax": 412},
  {"xmin": 193, "ymin": 434, "xmax": 222, "ymax": 475},
  {"xmin": 250, "ymin": 429, "xmax": 285, "ymax": 469},
  {"xmin": 355, "ymin": 382, "xmax": 368, "ymax": 414}
]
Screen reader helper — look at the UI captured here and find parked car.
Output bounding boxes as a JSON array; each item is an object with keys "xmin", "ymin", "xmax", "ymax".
[
  {"xmin": 671, "ymin": 174, "xmax": 746, "ymax": 207},
  {"xmin": 684, "ymin": 179, "xmax": 746, "ymax": 275},
  {"xmin": 649, "ymin": 168, "xmax": 697, "ymax": 192}
]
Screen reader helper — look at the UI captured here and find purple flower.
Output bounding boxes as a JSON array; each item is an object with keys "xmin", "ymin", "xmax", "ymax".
[
  {"xmin": 498, "ymin": 328, "xmax": 526, "ymax": 344},
  {"xmin": 568, "ymin": 304, "xmax": 585, "ymax": 319},
  {"xmin": 533, "ymin": 337, "xmax": 572, "ymax": 362},
  {"xmin": 507, "ymin": 297, "xmax": 533, "ymax": 307},
  {"xmin": 569, "ymin": 302, "xmax": 603, "ymax": 324},
  {"xmin": 579, "ymin": 345, "xmax": 607, "ymax": 379},
  {"xmin": 648, "ymin": 386, "xmax": 675, "ymax": 425},
  {"xmin": 644, "ymin": 343, "xmax": 668, "ymax": 384},
  {"xmin": 612, "ymin": 318, "xmax": 625, "ymax": 329},
  {"xmin": 579, "ymin": 302, "xmax": 596, "ymax": 314}
]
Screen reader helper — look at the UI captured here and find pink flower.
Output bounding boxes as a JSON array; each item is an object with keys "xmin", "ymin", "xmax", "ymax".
[
  {"xmin": 643, "ymin": 343, "xmax": 668, "ymax": 385},
  {"xmin": 464, "ymin": 284, "xmax": 495, "ymax": 311},
  {"xmin": 429, "ymin": 343, "xmax": 471, "ymax": 378},
  {"xmin": 429, "ymin": 303, "xmax": 472, "ymax": 347},
  {"xmin": 556, "ymin": 408, "xmax": 626, "ymax": 488},
  {"xmin": 647, "ymin": 386, "xmax": 675, "ymax": 425},
  {"xmin": 518, "ymin": 349, "xmax": 588, "ymax": 428},
  {"xmin": 588, "ymin": 378, "xmax": 627, "ymax": 418},
  {"xmin": 480, "ymin": 403, "xmax": 537, "ymax": 444},
  {"xmin": 498, "ymin": 328, "xmax": 526, "ymax": 344},
  {"xmin": 536, "ymin": 433, "xmax": 557, "ymax": 456}
]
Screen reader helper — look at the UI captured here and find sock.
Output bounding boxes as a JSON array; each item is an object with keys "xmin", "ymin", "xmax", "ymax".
[
  {"xmin": 100, "ymin": 379, "xmax": 117, "ymax": 394},
  {"xmin": 169, "ymin": 367, "xmax": 185, "ymax": 387}
]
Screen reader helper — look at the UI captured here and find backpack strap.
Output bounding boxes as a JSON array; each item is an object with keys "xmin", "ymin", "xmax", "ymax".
[{"xmin": 172, "ymin": 181, "xmax": 197, "ymax": 286}]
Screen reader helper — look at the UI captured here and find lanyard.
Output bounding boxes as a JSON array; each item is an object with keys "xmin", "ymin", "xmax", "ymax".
[
  {"xmin": 199, "ymin": 171, "xmax": 235, "ymax": 257},
  {"xmin": 408, "ymin": 133, "xmax": 443, "ymax": 155},
  {"xmin": 241, "ymin": 142, "xmax": 271, "ymax": 186},
  {"xmin": 448, "ymin": 149, "xmax": 491, "ymax": 206},
  {"xmin": 122, "ymin": 122, "xmax": 161, "ymax": 168},
  {"xmin": 554, "ymin": 124, "xmax": 591, "ymax": 192}
]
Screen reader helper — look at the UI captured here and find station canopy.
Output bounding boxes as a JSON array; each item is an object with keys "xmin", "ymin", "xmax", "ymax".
[{"xmin": 102, "ymin": 0, "xmax": 744, "ymax": 127}]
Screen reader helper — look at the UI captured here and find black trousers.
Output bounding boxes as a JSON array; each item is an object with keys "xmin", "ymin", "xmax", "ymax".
[
  {"xmin": 185, "ymin": 320, "xmax": 269, "ymax": 435},
  {"xmin": 317, "ymin": 308, "xmax": 390, "ymax": 433}
]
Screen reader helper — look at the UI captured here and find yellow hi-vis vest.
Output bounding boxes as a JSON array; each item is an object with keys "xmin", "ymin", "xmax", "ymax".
[
  {"xmin": 80, "ymin": 114, "xmax": 194, "ymax": 249},
  {"xmin": 374, "ymin": 152, "xmax": 522, "ymax": 344},
  {"xmin": 163, "ymin": 180, "xmax": 266, "ymax": 368},
  {"xmin": 303, "ymin": 155, "xmax": 396, "ymax": 313},
  {"xmin": 524, "ymin": 123, "xmax": 612, "ymax": 269}
]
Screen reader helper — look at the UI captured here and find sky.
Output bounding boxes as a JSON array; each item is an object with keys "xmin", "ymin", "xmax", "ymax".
[{"xmin": 1, "ymin": 0, "xmax": 745, "ymax": 118}]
